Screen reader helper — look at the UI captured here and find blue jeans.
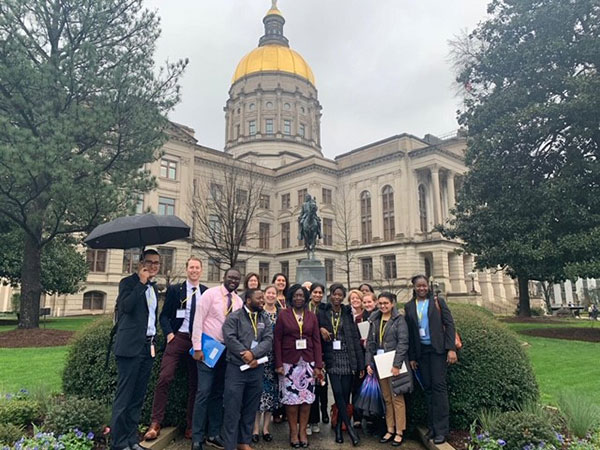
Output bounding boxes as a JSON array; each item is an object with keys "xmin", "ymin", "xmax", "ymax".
[{"xmin": 191, "ymin": 353, "xmax": 226, "ymax": 442}]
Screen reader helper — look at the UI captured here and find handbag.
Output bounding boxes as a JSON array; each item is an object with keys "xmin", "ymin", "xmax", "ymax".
[
  {"xmin": 434, "ymin": 295, "xmax": 462, "ymax": 350},
  {"xmin": 330, "ymin": 403, "xmax": 354, "ymax": 430}
]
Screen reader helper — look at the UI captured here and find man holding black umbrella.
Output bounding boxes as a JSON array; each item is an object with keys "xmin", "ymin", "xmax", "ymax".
[{"xmin": 110, "ymin": 249, "xmax": 161, "ymax": 450}]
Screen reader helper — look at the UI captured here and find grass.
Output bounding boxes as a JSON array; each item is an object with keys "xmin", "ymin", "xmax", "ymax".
[
  {"xmin": 0, "ymin": 315, "xmax": 102, "ymax": 393},
  {"xmin": 0, "ymin": 346, "xmax": 68, "ymax": 394},
  {"xmin": 504, "ymin": 320, "xmax": 600, "ymax": 406}
]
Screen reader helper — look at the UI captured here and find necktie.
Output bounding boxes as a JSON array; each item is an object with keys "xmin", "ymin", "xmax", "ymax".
[
  {"xmin": 189, "ymin": 287, "xmax": 197, "ymax": 335},
  {"xmin": 226, "ymin": 292, "xmax": 232, "ymax": 314}
]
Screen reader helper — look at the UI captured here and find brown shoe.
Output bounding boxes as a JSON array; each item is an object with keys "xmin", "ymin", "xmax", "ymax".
[
  {"xmin": 143, "ymin": 422, "xmax": 161, "ymax": 441},
  {"xmin": 185, "ymin": 428, "xmax": 193, "ymax": 440}
]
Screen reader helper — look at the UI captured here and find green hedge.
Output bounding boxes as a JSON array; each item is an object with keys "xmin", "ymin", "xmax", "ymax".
[
  {"xmin": 0, "ymin": 398, "xmax": 41, "ymax": 427},
  {"xmin": 62, "ymin": 317, "xmax": 189, "ymax": 429},
  {"xmin": 44, "ymin": 396, "xmax": 110, "ymax": 435},
  {"xmin": 408, "ymin": 304, "xmax": 539, "ymax": 430}
]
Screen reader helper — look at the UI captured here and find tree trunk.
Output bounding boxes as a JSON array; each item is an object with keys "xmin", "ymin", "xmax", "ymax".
[
  {"xmin": 19, "ymin": 232, "xmax": 43, "ymax": 329},
  {"xmin": 517, "ymin": 275, "xmax": 532, "ymax": 317},
  {"xmin": 346, "ymin": 255, "xmax": 351, "ymax": 290}
]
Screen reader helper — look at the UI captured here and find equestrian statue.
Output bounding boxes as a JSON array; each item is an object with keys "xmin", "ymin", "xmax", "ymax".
[{"xmin": 298, "ymin": 193, "xmax": 322, "ymax": 260}]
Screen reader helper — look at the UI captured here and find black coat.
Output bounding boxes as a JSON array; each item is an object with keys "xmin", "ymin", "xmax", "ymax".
[
  {"xmin": 159, "ymin": 281, "xmax": 208, "ymax": 336},
  {"xmin": 365, "ymin": 308, "xmax": 412, "ymax": 395},
  {"xmin": 317, "ymin": 304, "xmax": 365, "ymax": 373},
  {"xmin": 114, "ymin": 273, "xmax": 158, "ymax": 358},
  {"xmin": 404, "ymin": 295, "xmax": 456, "ymax": 361}
]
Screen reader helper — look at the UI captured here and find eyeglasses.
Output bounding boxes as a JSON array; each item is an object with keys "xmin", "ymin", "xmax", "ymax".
[{"xmin": 143, "ymin": 260, "xmax": 161, "ymax": 267}]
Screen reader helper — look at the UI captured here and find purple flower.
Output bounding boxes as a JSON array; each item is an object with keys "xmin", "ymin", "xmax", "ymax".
[
  {"xmin": 497, "ymin": 439, "xmax": 506, "ymax": 446},
  {"xmin": 75, "ymin": 429, "xmax": 84, "ymax": 438},
  {"xmin": 87, "ymin": 431, "xmax": 95, "ymax": 440},
  {"xmin": 477, "ymin": 433, "xmax": 485, "ymax": 440}
]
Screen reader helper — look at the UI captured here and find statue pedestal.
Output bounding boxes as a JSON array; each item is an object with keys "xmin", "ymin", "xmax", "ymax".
[{"xmin": 296, "ymin": 258, "xmax": 326, "ymax": 289}]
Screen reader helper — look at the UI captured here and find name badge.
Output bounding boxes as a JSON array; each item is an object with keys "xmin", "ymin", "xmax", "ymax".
[
  {"xmin": 377, "ymin": 349, "xmax": 385, "ymax": 355},
  {"xmin": 296, "ymin": 339, "xmax": 307, "ymax": 350},
  {"xmin": 258, "ymin": 322, "xmax": 265, "ymax": 329},
  {"xmin": 150, "ymin": 344, "xmax": 156, "ymax": 358},
  {"xmin": 176, "ymin": 309, "xmax": 186, "ymax": 319},
  {"xmin": 251, "ymin": 340, "xmax": 258, "ymax": 349},
  {"xmin": 332, "ymin": 340, "xmax": 342, "ymax": 350},
  {"xmin": 419, "ymin": 327, "xmax": 426, "ymax": 338}
]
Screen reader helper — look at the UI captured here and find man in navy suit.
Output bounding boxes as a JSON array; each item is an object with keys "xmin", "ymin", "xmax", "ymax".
[
  {"xmin": 110, "ymin": 249, "xmax": 161, "ymax": 450},
  {"xmin": 144, "ymin": 257, "xmax": 207, "ymax": 441}
]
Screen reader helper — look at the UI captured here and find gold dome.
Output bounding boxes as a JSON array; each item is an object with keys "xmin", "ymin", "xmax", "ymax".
[{"xmin": 232, "ymin": 44, "xmax": 315, "ymax": 86}]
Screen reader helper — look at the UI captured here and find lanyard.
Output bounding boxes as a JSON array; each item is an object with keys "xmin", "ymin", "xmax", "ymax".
[
  {"xmin": 309, "ymin": 302, "xmax": 316, "ymax": 313},
  {"xmin": 293, "ymin": 310, "xmax": 304, "ymax": 338},
  {"xmin": 379, "ymin": 318, "xmax": 388, "ymax": 345},
  {"xmin": 331, "ymin": 310, "xmax": 341, "ymax": 339},
  {"xmin": 181, "ymin": 287, "xmax": 198, "ymax": 307},
  {"xmin": 248, "ymin": 310, "xmax": 258, "ymax": 339},
  {"xmin": 417, "ymin": 300, "xmax": 427, "ymax": 322},
  {"xmin": 277, "ymin": 297, "xmax": 286, "ymax": 309}
]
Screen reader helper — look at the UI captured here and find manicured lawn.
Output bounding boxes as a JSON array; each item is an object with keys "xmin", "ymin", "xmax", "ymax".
[
  {"xmin": 504, "ymin": 320, "xmax": 600, "ymax": 405},
  {"xmin": 0, "ymin": 316, "xmax": 102, "ymax": 393},
  {"xmin": 0, "ymin": 346, "xmax": 68, "ymax": 393}
]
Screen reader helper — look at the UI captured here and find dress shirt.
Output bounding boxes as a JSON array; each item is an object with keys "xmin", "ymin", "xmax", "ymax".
[
  {"xmin": 178, "ymin": 282, "xmax": 199, "ymax": 334},
  {"xmin": 191, "ymin": 284, "xmax": 242, "ymax": 350},
  {"xmin": 145, "ymin": 283, "xmax": 157, "ymax": 337}
]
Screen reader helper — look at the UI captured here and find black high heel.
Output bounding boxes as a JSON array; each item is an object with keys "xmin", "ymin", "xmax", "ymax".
[
  {"xmin": 335, "ymin": 422, "xmax": 344, "ymax": 444},
  {"xmin": 347, "ymin": 422, "xmax": 360, "ymax": 447}
]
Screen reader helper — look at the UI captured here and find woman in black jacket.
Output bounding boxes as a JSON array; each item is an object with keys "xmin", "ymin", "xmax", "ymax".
[
  {"xmin": 318, "ymin": 283, "xmax": 364, "ymax": 446},
  {"xmin": 404, "ymin": 274, "xmax": 457, "ymax": 445},
  {"xmin": 365, "ymin": 292, "xmax": 411, "ymax": 447}
]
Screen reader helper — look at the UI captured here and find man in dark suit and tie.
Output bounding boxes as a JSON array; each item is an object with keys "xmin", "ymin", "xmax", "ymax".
[
  {"xmin": 110, "ymin": 249, "xmax": 161, "ymax": 450},
  {"xmin": 144, "ymin": 257, "xmax": 207, "ymax": 441},
  {"xmin": 222, "ymin": 289, "xmax": 273, "ymax": 450}
]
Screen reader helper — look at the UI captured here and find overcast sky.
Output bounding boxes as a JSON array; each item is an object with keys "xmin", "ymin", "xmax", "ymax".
[{"xmin": 145, "ymin": 0, "xmax": 489, "ymax": 159}]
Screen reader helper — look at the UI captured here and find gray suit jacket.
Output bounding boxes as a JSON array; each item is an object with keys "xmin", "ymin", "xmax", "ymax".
[{"xmin": 223, "ymin": 307, "xmax": 273, "ymax": 366}]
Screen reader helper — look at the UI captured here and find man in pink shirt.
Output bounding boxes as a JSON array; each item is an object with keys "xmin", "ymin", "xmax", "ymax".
[{"xmin": 191, "ymin": 268, "xmax": 242, "ymax": 450}]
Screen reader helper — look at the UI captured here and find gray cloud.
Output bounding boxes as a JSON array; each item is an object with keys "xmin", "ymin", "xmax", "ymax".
[{"xmin": 146, "ymin": 0, "xmax": 488, "ymax": 158}]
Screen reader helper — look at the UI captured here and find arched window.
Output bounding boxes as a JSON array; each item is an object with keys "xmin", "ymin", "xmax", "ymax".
[
  {"xmin": 83, "ymin": 291, "xmax": 105, "ymax": 310},
  {"xmin": 360, "ymin": 191, "xmax": 372, "ymax": 244},
  {"xmin": 418, "ymin": 184, "xmax": 428, "ymax": 232},
  {"xmin": 382, "ymin": 185, "xmax": 395, "ymax": 241}
]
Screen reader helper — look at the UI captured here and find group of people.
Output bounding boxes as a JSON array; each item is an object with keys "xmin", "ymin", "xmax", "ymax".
[{"xmin": 108, "ymin": 249, "xmax": 458, "ymax": 450}]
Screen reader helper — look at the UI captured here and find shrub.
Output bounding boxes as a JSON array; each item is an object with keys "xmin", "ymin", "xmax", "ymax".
[
  {"xmin": 0, "ymin": 423, "xmax": 23, "ymax": 446},
  {"xmin": 62, "ymin": 317, "xmax": 190, "ymax": 429},
  {"xmin": 489, "ymin": 411, "xmax": 558, "ymax": 450},
  {"xmin": 408, "ymin": 304, "xmax": 539, "ymax": 430},
  {"xmin": 12, "ymin": 426, "xmax": 94, "ymax": 450},
  {"xmin": 43, "ymin": 396, "xmax": 109, "ymax": 435},
  {"xmin": 0, "ymin": 398, "xmax": 41, "ymax": 427},
  {"xmin": 557, "ymin": 390, "xmax": 600, "ymax": 439}
]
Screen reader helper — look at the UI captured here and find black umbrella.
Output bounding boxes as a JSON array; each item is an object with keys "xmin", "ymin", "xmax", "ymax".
[{"xmin": 84, "ymin": 214, "xmax": 190, "ymax": 249}]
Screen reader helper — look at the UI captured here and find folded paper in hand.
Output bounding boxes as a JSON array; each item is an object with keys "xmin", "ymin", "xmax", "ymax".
[
  {"xmin": 240, "ymin": 356, "xmax": 268, "ymax": 371},
  {"xmin": 373, "ymin": 350, "xmax": 408, "ymax": 379}
]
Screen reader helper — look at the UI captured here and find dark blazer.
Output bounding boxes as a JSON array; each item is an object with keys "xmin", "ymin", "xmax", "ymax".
[
  {"xmin": 114, "ymin": 273, "xmax": 158, "ymax": 358},
  {"xmin": 404, "ymin": 295, "xmax": 456, "ymax": 361},
  {"xmin": 223, "ymin": 307, "xmax": 274, "ymax": 366},
  {"xmin": 317, "ymin": 304, "xmax": 364, "ymax": 373},
  {"xmin": 274, "ymin": 308, "xmax": 323, "ymax": 369},
  {"xmin": 159, "ymin": 281, "xmax": 208, "ymax": 336}
]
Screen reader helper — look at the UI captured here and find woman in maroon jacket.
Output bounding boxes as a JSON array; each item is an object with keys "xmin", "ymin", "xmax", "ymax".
[{"xmin": 274, "ymin": 284, "xmax": 323, "ymax": 448}]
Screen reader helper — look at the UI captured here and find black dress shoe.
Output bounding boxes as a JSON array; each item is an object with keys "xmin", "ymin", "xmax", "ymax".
[
  {"xmin": 252, "ymin": 434, "xmax": 259, "ymax": 443},
  {"xmin": 131, "ymin": 445, "xmax": 149, "ymax": 450},
  {"xmin": 391, "ymin": 436, "xmax": 403, "ymax": 447},
  {"xmin": 433, "ymin": 436, "xmax": 446, "ymax": 444},
  {"xmin": 206, "ymin": 436, "xmax": 224, "ymax": 449},
  {"xmin": 300, "ymin": 442, "xmax": 309, "ymax": 448},
  {"xmin": 379, "ymin": 433, "xmax": 395, "ymax": 443},
  {"xmin": 290, "ymin": 442, "xmax": 301, "ymax": 448},
  {"xmin": 191, "ymin": 442, "xmax": 203, "ymax": 450},
  {"xmin": 263, "ymin": 433, "xmax": 273, "ymax": 442}
]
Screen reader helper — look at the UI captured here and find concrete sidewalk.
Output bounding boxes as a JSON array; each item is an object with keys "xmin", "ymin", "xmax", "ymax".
[{"xmin": 164, "ymin": 422, "xmax": 425, "ymax": 450}]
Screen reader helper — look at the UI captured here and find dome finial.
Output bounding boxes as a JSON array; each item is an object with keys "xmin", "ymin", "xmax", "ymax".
[{"xmin": 260, "ymin": 0, "xmax": 288, "ymax": 47}]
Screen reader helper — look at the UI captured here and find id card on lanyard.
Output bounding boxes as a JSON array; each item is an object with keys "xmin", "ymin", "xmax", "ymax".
[
  {"xmin": 293, "ymin": 310, "xmax": 307, "ymax": 350},
  {"xmin": 332, "ymin": 311, "xmax": 342, "ymax": 350},
  {"xmin": 417, "ymin": 300, "xmax": 427, "ymax": 337}
]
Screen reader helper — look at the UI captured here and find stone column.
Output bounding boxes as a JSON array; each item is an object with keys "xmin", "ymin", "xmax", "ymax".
[
  {"xmin": 431, "ymin": 166, "xmax": 442, "ymax": 225},
  {"xmin": 256, "ymin": 92, "xmax": 262, "ymax": 134},
  {"xmin": 492, "ymin": 270, "xmax": 507, "ymax": 304},
  {"xmin": 447, "ymin": 171, "xmax": 456, "ymax": 212},
  {"xmin": 448, "ymin": 252, "xmax": 468, "ymax": 293},
  {"xmin": 240, "ymin": 95, "xmax": 246, "ymax": 137},
  {"xmin": 432, "ymin": 250, "xmax": 450, "ymax": 293}
]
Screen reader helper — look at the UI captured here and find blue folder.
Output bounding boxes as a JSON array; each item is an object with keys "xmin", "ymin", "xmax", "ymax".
[{"xmin": 200, "ymin": 333, "xmax": 225, "ymax": 368}]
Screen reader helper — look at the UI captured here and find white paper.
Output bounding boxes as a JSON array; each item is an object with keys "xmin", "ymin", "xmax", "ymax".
[
  {"xmin": 240, "ymin": 356, "xmax": 268, "ymax": 371},
  {"xmin": 373, "ymin": 350, "xmax": 408, "ymax": 379},
  {"xmin": 357, "ymin": 321, "xmax": 370, "ymax": 340},
  {"xmin": 209, "ymin": 348, "xmax": 219, "ymax": 360}
]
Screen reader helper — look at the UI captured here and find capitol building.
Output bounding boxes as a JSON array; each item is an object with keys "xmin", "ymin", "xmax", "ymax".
[{"xmin": 1, "ymin": 3, "xmax": 521, "ymax": 316}]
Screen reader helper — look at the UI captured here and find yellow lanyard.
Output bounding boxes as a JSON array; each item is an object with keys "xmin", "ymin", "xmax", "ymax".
[
  {"xmin": 293, "ymin": 310, "xmax": 304, "ymax": 338},
  {"xmin": 331, "ymin": 311, "xmax": 341, "ymax": 339},
  {"xmin": 181, "ymin": 287, "xmax": 198, "ymax": 307},
  {"xmin": 277, "ymin": 297, "xmax": 286, "ymax": 309},
  {"xmin": 379, "ymin": 318, "xmax": 388, "ymax": 345},
  {"xmin": 308, "ymin": 302, "xmax": 316, "ymax": 313},
  {"xmin": 248, "ymin": 310, "xmax": 258, "ymax": 339},
  {"xmin": 417, "ymin": 300, "xmax": 427, "ymax": 322}
]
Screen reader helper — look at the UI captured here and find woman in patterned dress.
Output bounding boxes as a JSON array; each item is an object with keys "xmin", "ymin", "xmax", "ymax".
[
  {"xmin": 252, "ymin": 285, "xmax": 279, "ymax": 442},
  {"xmin": 274, "ymin": 284, "xmax": 323, "ymax": 448}
]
